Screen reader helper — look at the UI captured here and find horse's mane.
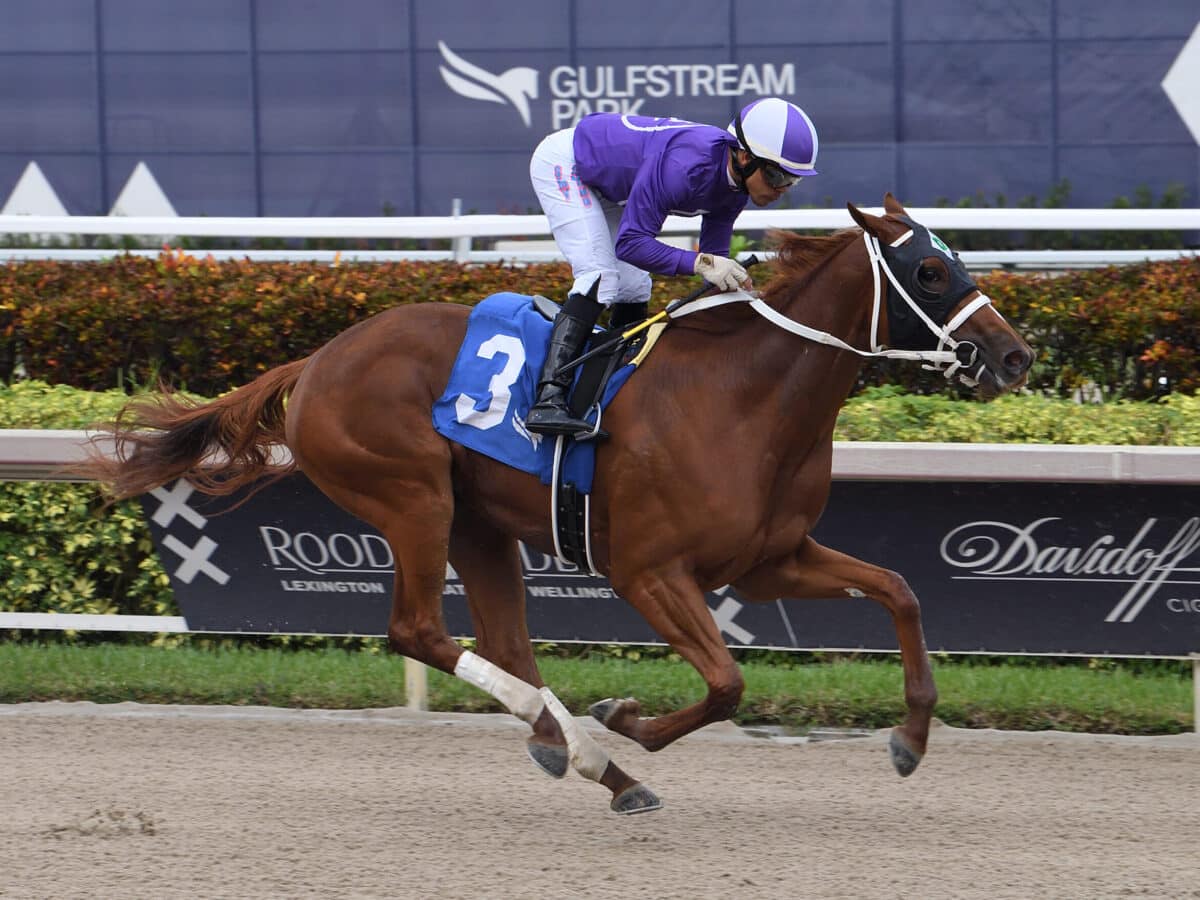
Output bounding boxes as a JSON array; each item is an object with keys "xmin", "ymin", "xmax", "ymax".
[
  {"xmin": 762, "ymin": 228, "xmax": 860, "ymax": 301},
  {"xmin": 668, "ymin": 228, "xmax": 862, "ymax": 347}
]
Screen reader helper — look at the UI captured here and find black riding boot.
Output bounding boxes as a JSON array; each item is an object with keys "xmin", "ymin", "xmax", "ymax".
[
  {"xmin": 607, "ymin": 301, "xmax": 649, "ymax": 333},
  {"xmin": 526, "ymin": 286, "xmax": 604, "ymax": 438}
]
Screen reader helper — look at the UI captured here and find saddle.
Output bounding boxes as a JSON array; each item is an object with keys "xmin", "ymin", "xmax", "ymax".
[{"xmin": 431, "ymin": 291, "xmax": 669, "ymax": 574}]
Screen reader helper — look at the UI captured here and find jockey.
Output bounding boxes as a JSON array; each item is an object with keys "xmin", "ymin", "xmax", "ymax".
[{"xmin": 525, "ymin": 97, "xmax": 820, "ymax": 438}]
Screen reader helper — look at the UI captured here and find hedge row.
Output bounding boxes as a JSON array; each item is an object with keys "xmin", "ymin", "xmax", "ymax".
[
  {"xmin": 0, "ymin": 255, "xmax": 601, "ymax": 395},
  {"xmin": 860, "ymin": 257, "xmax": 1199, "ymax": 398},
  {"xmin": 3, "ymin": 382, "xmax": 1198, "ymax": 622},
  {"xmin": 1, "ymin": 251, "xmax": 1197, "ymax": 398}
]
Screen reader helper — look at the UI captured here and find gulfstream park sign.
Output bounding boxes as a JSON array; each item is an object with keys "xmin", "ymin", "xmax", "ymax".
[{"xmin": 437, "ymin": 41, "xmax": 795, "ymax": 128}]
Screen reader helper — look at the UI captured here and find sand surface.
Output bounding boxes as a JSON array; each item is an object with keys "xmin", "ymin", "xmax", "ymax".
[{"xmin": 1, "ymin": 702, "xmax": 1197, "ymax": 899}]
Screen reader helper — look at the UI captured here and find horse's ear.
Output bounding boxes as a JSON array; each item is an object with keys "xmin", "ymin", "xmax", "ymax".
[
  {"xmin": 847, "ymin": 202, "xmax": 885, "ymax": 236},
  {"xmin": 883, "ymin": 192, "xmax": 907, "ymax": 216}
]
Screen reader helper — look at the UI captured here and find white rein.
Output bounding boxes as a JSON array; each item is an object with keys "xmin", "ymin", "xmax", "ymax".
[{"xmin": 670, "ymin": 229, "xmax": 995, "ymax": 386}]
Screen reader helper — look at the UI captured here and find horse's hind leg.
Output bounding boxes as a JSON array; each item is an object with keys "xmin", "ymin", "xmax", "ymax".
[
  {"xmin": 449, "ymin": 515, "xmax": 568, "ymax": 777},
  {"xmin": 733, "ymin": 536, "xmax": 937, "ymax": 777},
  {"xmin": 310, "ymin": 468, "xmax": 657, "ymax": 813},
  {"xmin": 315, "ymin": 475, "xmax": 467, "ymax": 674},
  {"xmin": 450, "ymin": 514, "xmax": 660, "ymax": 814},
  {"xmin": 322, "ymin": 479, "xmax": 546, "ymax": 739}
]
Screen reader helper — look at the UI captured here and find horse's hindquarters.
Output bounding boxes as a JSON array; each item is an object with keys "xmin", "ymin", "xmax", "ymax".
[{"xmin": 285, "ymin": 303, "xmax": 470, "ymax": 481}]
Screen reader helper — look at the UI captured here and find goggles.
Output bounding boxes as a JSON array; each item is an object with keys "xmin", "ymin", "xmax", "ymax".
[{"xmin": 759, "ymin": 161, "xmax": 800, "ymax": 189}]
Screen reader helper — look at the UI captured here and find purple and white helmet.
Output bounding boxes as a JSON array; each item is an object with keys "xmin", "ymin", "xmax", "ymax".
[{"xmin": 728, "ymin": 97, "xmax": 819, "ymax": 177}]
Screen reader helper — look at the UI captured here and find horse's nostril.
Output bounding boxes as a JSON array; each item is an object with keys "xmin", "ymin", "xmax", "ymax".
[{"xmin": 1004, "ymin": 348, "xmax": 1032, "ymax": 375}]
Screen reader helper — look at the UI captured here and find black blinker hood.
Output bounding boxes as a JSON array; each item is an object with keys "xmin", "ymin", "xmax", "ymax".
[{"xmin": 879, "ymin": 215, "xmax": 979, "ymax": 350}]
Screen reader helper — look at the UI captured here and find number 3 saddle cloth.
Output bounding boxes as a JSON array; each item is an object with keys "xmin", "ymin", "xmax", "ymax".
[{"xmin": 431, "ymin": 292, "xmax": 661, "ymax": 495}]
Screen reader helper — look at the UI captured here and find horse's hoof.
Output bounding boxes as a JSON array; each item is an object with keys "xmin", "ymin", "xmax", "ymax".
[
  {"xmin": 888, "ymin": 730, "xmax": 924, "ymax": 777},
  {"xmin": 589, "ymin": 697, "xmax": 619, "ymax": 724},
  {"xmin": 589, "ymin": 696, "xmax": 635, "ymax": 725},
  {"xmin": 610, "ymin": 782, "xmax": 663, "ymax": 815},
  {"xmin": 526, "ymin": 738, "xmax": 569, "ymax": 779}
]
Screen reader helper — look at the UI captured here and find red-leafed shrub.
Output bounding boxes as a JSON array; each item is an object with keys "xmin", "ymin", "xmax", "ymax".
[
  {"xmin": 3, "ymin": 251, "xmax": 1197, "ymax": 398},
  {"xmin": 855, "ymin": 256, "xmax": 1200, "ymax": 398}
]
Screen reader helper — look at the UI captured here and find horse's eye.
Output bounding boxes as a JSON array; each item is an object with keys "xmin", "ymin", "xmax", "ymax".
[{"xmin": 917, "ymin": 265, "xmax": 942, "ymax": 287}]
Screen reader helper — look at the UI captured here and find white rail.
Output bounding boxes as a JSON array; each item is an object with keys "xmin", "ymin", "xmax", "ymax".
[
  {"xmin": 3, "ymin": 429, "xmax": 1198, "ymax": 484},
  {"xmin": 2, "ymin": 246, "xmax": 1196, "ymax": 272},
  {"xmin": 0, "ymin": 612, "xmax": 188, "ymax": 632},
  {"xmin": 5, "ymin": 209, "xmax": 1193, "ymax": 269},
  {"xmin": 2, "ymin": 208, "xmax": 1199, "ymax": 240}
]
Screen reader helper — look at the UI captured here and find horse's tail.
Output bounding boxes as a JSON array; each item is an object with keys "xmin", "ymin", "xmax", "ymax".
[{"xmin": 80, "ymin": 357, "xmax": 310, "ymax": 502}]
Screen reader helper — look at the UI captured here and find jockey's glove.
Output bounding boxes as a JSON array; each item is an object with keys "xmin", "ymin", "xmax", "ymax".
[{"xmin": 693, "ymin": 253, "xmax": 749, "ymax": 292}]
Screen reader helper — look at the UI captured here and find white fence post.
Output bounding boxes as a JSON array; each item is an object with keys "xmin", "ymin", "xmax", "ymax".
[
  {"xmin": 451, "ymin": 198, "xmax": 472, "ymax": 263},
  {"xmin": 1193, "ymin": 654, "xmax": 1199, "ymax": 735},
  {"xmin": 405, "ymin": 658, "xmax": 428, "ymax": 712}
]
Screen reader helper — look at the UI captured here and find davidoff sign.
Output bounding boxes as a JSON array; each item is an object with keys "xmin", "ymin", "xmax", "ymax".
[{"xmin": 940, "ymin": 517, "xmax": 1200, "ymax": 623}]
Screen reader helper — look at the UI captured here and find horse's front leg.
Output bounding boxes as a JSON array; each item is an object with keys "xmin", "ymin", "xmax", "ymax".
[
  {"xmin": 733, "ymin": 536, "xmax": 937, "ymax": 776},
  {"xmin": 592, "ymin": 565, "xmax": 745, "ymax": 752}
]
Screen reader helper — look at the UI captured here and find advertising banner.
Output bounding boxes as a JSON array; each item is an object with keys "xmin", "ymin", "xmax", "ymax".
[
  {"xmin": 2, "ymin": 4, "xmax": 1197, "ymax": 215},
  {"xmin": 143, "ymin": 474, "xmax": 1200, "ymax": 657}
]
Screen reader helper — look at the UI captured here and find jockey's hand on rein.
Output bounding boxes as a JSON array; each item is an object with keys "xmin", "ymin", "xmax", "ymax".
[{"xmin": 694, "ymin": 253, "xmax": 750, "ymax": 292}]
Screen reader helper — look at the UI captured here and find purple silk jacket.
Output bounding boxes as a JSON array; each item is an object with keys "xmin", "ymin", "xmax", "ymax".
[{"xmin": 571, "ymin": 113, "xmax": 747, "ymax": 276}]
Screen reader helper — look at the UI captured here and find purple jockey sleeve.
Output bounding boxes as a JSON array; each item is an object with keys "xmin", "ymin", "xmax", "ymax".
[
  {"xmin": 573, "ymin": 114, "xmax": 748, "ymax": 276},
  {"xmin": 614, "ymin": 158, "xmax": 698, "ymax": 275},
  {"xmin": 698, "ymin": 215, "xmax": 737, "ymax": 260}
]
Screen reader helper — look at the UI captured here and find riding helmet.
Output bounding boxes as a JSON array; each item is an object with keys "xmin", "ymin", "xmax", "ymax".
[{"xmin": 728, "ymin": 97, "xmax": 820, "ymax": 177}]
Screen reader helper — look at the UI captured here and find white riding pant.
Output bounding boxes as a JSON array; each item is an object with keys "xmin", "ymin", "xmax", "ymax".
[{"xmin": 529, "ymin": 127, "xmax": 652, "ymax": 307}]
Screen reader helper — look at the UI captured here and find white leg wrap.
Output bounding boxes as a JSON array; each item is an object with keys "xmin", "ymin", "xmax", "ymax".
[
  {"xmin": 539, "ymin": 687, "xmax": 611, "ymax": 782},
  {"xmin": 453, "ymin": 650, "xmax": 544, "ymax": 725}
]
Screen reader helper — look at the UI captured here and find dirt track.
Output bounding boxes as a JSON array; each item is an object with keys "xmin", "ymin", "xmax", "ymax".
[{"xmin": 1, "ymin": 702, "xmax": 1197, "ymax": 899}]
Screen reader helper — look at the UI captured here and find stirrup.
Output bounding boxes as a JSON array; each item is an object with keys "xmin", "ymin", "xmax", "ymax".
[
  {"xmin": 574, "ymin": 404, "xmax": 607, "ymax": 442},
  {"xmin": 526, "ymin": 403, "xmax": 591, "ymax": 436},
  {"xmin": 526, "ymin": 401, "xmax": 607, "ymax": 441}
]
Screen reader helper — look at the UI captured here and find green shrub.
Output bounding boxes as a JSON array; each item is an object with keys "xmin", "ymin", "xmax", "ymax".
[
  {"xmin": 0, "ymin": 482, "xmax": 172, "ymax": 617},
  {"xmin": 0, "ymin": 382, "xmax": 177, "ymax": 620},
  {"xmin": 0, "ymin": 379, "xmax": 135, "ymax": 428},
  {"xmin": 835, "ymin": 387, "xmax": 1200, "ymax": 444}
]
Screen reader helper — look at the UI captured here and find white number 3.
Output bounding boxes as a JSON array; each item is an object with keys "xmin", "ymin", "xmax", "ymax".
[{"xmin": 454, "ymin": 333, "xmax": 526, "ymax": 430}]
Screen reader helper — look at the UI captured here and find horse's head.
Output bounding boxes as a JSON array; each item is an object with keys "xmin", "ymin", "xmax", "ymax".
[{"xmin": 847, "ymin": 193, "xmax": 1033, "ymax": 398}]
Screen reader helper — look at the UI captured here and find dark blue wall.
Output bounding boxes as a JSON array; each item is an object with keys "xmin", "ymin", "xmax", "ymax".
[{"xmin": 2, "ymin": 0, "xmax": 1197, "ymax": 216}]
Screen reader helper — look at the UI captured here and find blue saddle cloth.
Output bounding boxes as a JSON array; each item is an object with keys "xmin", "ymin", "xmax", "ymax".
[{"xmin": 431, "ymin": 292, "xmax": 637, "ymax": 494}]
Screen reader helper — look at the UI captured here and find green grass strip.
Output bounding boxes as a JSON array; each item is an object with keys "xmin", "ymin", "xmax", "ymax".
[{"xmin": 1, "ymin": 643, "xmax": 1191, "ymax": 735}]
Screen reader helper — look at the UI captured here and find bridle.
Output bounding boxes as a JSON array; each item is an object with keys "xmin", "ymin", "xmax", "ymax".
[{"xmin": 671, "ymin": 227, "xmax": 996, "ymax": 387}]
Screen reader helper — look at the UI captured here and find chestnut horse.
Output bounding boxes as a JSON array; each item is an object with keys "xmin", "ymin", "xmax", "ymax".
[{"xmin": 82, "ymin": 194, "xmax": 1032, "ymax": 815}]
